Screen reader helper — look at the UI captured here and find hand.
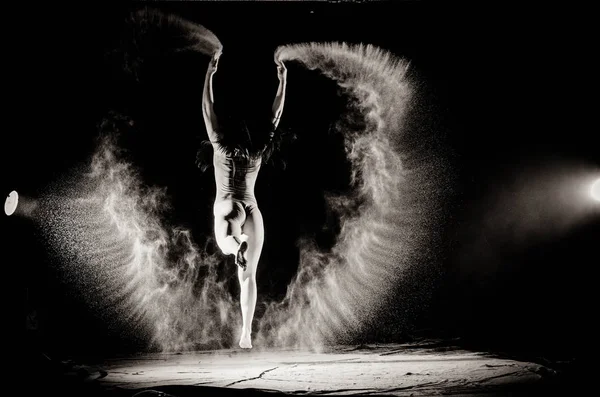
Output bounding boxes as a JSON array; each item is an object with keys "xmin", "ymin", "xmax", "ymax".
[
  {"xmin": 276, "ymin": 61, "xmax": 287, "ymax": 79},
  {"xmin": 210, "ymin": 51, "xmax": 221, "ymax": 71}
]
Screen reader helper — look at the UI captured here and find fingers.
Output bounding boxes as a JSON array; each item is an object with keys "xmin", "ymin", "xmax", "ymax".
[
  {"xmin": 210, "ymin": 58, "xmax": 219, "ymax": 72},
  {"xmin": 277, "ymin": 62, "xmax": 287, "ymax": 78},
  {"xmin": 274, "ymin": 55, "xmax": 286, "ymax": 68},
  {"xmin": 210, "ymin": 50, "xmax": 222, "ymax": 70}
]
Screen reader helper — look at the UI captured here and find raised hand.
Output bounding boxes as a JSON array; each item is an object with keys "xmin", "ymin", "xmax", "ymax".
[
  {"xmin": 210, "ymin": 50, "xmax": 222, "ymax": 71},
  {"xmin": 272, "ymin": 59, "xmax": 288, "ymax": 129},
  {"xmin": 276, "ymin": 60, "xmax": 287, "ymax": 79}
]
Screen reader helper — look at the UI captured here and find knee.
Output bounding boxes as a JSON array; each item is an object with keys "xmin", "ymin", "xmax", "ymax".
[{"xmin": 215, "ymin": 234, "xmax": 239, "ymax": 256}]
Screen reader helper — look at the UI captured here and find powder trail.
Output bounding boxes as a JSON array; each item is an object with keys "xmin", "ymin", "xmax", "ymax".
[
  {"xmin": 254, "ymin": 43, "xmax": 445, "ymax": 349},
  {"xmin": 34, "ymin": 12, "xmax": 449, "ymax": 352},
  {"xmin": 38, "ymin": 135, "xmax": 239, "ymax": 351}
]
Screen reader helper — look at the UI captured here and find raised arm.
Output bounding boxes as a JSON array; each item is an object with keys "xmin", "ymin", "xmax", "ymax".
[
  {"xmin": 272, "ymin": 60, "xmax": 288, "ymax": 129},
  {"xmin": 202, "ymin": 51, "xmax": 221, "ymax": 144}
]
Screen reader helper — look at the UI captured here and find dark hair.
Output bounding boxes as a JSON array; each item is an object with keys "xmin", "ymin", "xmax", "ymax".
[
  {"xmin": 214, "ymin": 116, "xmax": 275, "ymax": 160},
  {"xmin": 196, "ymin": 117, "xmax": 296, "ymax": 172}
]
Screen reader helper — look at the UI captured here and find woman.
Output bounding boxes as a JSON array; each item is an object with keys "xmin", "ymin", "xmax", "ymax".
[{"xmin": 202, "ymin": 50, "xmax": 287, "ymax": 349}]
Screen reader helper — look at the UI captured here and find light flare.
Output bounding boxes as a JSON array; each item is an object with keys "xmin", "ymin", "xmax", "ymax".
[{"xmin": 591, "ymin": 178, "xmax": 600, "ymax": 202}]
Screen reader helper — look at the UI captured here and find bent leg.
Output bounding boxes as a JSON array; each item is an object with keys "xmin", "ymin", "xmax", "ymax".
[
  {"xmin": 238, "ymin": 206, "xmax": 264, "ymax": 349},
  {"xmin": 213, "ymin": 199, "xmax": 247, "ymax": 256}
]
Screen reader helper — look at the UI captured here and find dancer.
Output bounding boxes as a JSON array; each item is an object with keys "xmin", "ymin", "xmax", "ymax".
[{"xmin": 202, "ymin": 50, "xmax": 288, "ymax": 348}]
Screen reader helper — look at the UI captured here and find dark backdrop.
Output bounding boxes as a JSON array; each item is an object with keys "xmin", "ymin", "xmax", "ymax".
[{"xmin": 3, "ymin": 1, "xmax": 597, "ymax": 362}]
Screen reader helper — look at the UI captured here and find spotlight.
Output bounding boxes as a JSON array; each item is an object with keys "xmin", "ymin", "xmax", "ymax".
[
  {"xmin": 592, "ymin": 178, "xmax": 600, "ymax": 202},
  {"xmin": 4, "ymin": 190, "xmax": 18, "ymax": 216}
]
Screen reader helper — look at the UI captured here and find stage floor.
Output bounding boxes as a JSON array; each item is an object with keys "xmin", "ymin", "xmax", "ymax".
[{"xmin": 34, "ymin": 340, "xmax": 570, "ymax": 396}]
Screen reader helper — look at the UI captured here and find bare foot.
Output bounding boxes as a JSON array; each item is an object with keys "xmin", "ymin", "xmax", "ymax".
[
  {"xmin": 239, "ymin": 329, "xmax": 252, "ymax": 349},
  {"xmin": 235, "ymin": 241, "xmax": 248, "ymax": 270}
]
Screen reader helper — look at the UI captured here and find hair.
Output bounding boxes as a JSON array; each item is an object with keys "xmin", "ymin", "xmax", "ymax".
[
  {"xmin": 196, "ymin": 115, "xmax": 296, "ymax": 172},
  {"xmin": 196, "ymin": 51, "xmax": 296, "ymax": 171},
  {"xmin": 215, "ymin": 115, "xmax": 275, "ymax": 160}
]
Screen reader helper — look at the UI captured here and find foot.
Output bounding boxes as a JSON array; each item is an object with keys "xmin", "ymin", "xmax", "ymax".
[
  {"xmin": 235, "ymin": 241, "xmax": 248, "ymax": 270},
  {"xmin": 239, "ymin": 329, "xmax": 252, "ymax": 349}
]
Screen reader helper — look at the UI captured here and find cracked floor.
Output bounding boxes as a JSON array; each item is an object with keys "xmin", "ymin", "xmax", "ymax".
[{"xmin": 82, "ymin": 342, "xmax": 567, "ymax": 396}]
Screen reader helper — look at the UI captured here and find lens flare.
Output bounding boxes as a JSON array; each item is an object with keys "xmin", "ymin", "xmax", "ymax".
[{"xmin": 591, "ymin": 178, "xmax": 600, "ymax": 202}]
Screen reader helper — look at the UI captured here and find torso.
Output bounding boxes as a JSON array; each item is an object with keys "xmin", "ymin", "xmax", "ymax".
[{"xmin": 213, "ymin": 146, "xmax": 261, "ymax": 204}]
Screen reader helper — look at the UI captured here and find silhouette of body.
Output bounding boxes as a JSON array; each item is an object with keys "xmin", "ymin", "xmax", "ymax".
[{"xmin": 202, "ymin": 51, "xmax": 287, "ymax": 348}]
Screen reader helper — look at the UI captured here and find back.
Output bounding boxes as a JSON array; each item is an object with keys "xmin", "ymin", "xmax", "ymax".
[{"xmin": 213, "ymin": 146, "xmax": 261, "ymax": 203}]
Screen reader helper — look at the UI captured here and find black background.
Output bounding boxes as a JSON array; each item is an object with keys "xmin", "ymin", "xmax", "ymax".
[{"xmin": 3, "ymin": 1, "xmax": 597, "ymax": 363}]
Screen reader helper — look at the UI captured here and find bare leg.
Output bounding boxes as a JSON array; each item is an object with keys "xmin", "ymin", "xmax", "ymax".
[
  {"xmin": 238, "ymin": 206, "xmax": 264, "ymax": 349},
  {"xmin": 213, "ymin": 200, "xmax": 247, "ymax": 256}
]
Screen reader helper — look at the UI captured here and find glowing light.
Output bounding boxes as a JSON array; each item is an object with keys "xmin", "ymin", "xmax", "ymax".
[
  {"xmin": 592, "ymin": 178, "xmax": 600, "ymax": 202},
  {"xmin": 4, "ymin": 190, "xmax": 18, "ymax": 216}
]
